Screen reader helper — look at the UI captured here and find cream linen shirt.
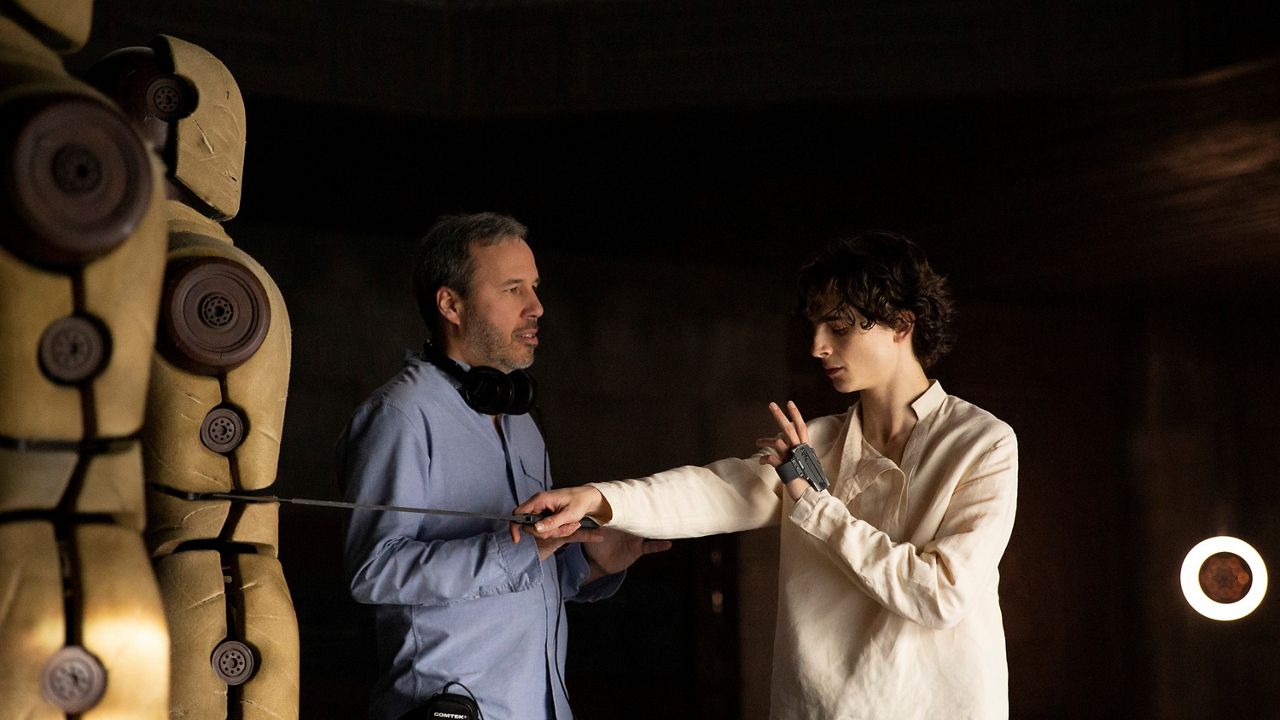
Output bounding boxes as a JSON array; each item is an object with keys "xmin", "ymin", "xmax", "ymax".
[{"xmin": 589, "ymin": 381, "xmax": 1017, "ymax": 719}]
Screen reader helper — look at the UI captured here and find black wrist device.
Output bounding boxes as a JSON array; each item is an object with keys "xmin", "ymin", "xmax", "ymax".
[{"xmin": 777, "ymin": 443, "xmax": 829, "ymax": 492}]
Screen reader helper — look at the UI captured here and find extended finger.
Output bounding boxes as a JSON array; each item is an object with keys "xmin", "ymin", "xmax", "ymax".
[
  {"xmin": 786, "ymin": 401, "xmax": 810, "ymax": 444},
  {"xmin": 768, "ymin": 402, "xmax": 801, "ymax": 445},
  {"xmin": 642, "ymin": 540, "xmax": 673, "ymax": 554},
  {"xmin": 514, "ymin": 492, "xmax": 556, "ymax": 516},
  {"xmin": 533, "ymin": 508, "xmax": 586, "ymax": 536}
]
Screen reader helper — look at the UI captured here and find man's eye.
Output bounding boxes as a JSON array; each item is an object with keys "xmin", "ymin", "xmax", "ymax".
[{"xmin": 829, "ymin": 324, "xmax": 851, "ymax": 335}]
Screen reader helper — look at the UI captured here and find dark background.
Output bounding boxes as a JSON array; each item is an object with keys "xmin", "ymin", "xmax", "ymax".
[{"xmin": 70, "ymin": 1, "xmax": 1280, "ymax": 717}]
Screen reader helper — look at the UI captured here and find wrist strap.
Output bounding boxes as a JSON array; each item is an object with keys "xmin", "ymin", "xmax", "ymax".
[{"xmin": 778, "ymin": 443, "xmax": 830, "ymax": 493}]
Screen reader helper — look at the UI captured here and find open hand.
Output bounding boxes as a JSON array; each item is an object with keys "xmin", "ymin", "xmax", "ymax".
[
  {"xmin": 755, "ymin": 400, "xmax": 812, "ymax": 501},
  {"xmin": 584, "ymin": 528, "xmax": 672, "ymax": 581},
  {"xmin": 533, "ymin": 527, "xmax": 603, "ymax": 561}
]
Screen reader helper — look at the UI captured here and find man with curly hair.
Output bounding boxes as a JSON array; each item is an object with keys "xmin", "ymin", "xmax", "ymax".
[{"xmin": 516, "ymin": 231, "xmax": 1018, "ymax": 719}]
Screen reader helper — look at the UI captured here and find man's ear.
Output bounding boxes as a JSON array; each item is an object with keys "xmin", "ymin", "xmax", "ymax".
[
  {"xmin": 893, "ymin": 311, "xmax": 917, "ymax": 343},
  {"xmin": 437, "ymin": 286, "xmax": 464, "ymax": 328}
]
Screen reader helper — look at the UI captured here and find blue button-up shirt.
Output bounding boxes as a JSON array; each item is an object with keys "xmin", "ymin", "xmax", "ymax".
[{"xmin": 339, "ymin": 354, "xmax": 621, "ymax": 720}]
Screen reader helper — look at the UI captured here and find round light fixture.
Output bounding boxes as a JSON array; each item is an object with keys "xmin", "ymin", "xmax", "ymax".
[{"xmin": 1180, "ymin": 536, "xmax": 1268, "ymax": 621}]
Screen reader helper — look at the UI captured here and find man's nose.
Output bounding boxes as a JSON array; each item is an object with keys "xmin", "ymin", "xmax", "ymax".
[
  {"xmin": 527, "ymin": 289, "xmax": 544, "ymax": 318},
  {"xmin": 811, "ymin": 331, "xmax": 829, "ymax": 358}
]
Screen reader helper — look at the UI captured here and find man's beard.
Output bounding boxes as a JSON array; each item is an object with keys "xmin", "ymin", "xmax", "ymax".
[{"xmin": 462, "ymin": 316, "xmax": 534, "ymax": 372}]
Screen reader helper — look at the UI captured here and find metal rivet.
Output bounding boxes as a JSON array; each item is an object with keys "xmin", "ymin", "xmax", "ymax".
[
  {"xmin": 41, "ymin": 646, "xmax": 107, "ymax": 714},
  {"xmin": 39, "ymin": 315, "xmax": 108, "ymax": 383},
  {"xmin": 146, "ymin": 76, "xmax": 188, "ymax": 121},
  {"xmin": 211, "ymin": 639, "xmax": 256, "ymax": 686},
  {"xmin": 200, "ymin": 406, "xmax": 246, "ymax": 454}
]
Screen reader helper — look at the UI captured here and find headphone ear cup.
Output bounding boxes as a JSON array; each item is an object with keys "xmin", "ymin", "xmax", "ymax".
[
  {"xmin": 506, "ymin": 370, "xmax": 536, "ymax": 415},
  {"xmin": 463, "ymin": 366, "xmax": 514, "ymax": 416}
]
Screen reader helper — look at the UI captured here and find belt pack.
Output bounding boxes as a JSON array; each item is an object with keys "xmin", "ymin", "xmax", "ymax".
[
  {"xmin": 400, "ymin": 682, "xmax": 482, "ymax": 720},
  {"xmin": 418, "ymin": 692, "xmax": 479, "ymax": 720}
]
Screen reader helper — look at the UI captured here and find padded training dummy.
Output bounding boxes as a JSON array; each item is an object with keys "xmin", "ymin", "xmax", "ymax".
[
  {"xmin": 88, "ymin": 35, "xmax": 298, "ymax": 720},
  {"xmin": 0, "ymin": 2, "xmax": 171, "ymax": 717}
]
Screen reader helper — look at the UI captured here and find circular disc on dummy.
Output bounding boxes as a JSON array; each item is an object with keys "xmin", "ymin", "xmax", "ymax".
[
  {"xmin": 162, "ymin": 257, "xmax": 271, "ymax": 374},
  {"xmin": 41, "ymin": 645, "xmax": 108, "ymax": 714},
  {"xmin": 211, "ymin": 639, "xmax": 256, "ymax": 685},
  {"xmin": 200, "ymin": 406, "xmax": 246, "ymax": 454},
  {"xmin": 1, "ymin": 97, "xmax": 152, "ymax": 268},
  {"xmin": 38, "ymin": 315, "xmax": 110, "ymax": 384},
  {"xmin": 145, "ymin": 75, "xmax": 192, "ymax": 122}
]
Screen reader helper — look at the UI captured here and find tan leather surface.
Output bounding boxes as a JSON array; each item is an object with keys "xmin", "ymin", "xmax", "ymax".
[
  {"xmin": 76, "ymin": 524, "xmax": 169, "ymax": 718},
  {"xmin": 4, "ymin": 1, "xmax": 92, "ymax": 53},
  {"xmin": 77, "ymin": 443, "xmax": 147, "ymax": 531},
  {"xmin": 237, "ymin": 554, "xmax": 300, "ymax": 720},
  {"xmin": 0, "ymin": 447, "xmax": 75, "ymax": 510},
  {"xmin": 0, "ymin": 246, "xmax": 80, "ymax": 439},
  {"xmin": 84, "ymin": 175, "xmax": 168, "ymax": 438},
  {"xmin": 0, "ymin": 15, "xmax": 63, "ymax": 72},
  {"xmin": 222, "ymin": 270, "xmax": 291, "ymax": 492},
  {"xmin": 155, "ymin": 550, "xmax": 230, "ymax": 718},
  {"xmin": 145, "ymin": 491, "xmax": 231, "ymax": 557},
  {"xmin": 150, "ymin": 209, "xmax": 291, "ymax": 493},
  {"xmin": 166, "ymin": 201, "xmax": 233, "ymax": 244},
  {"xmin": 0, "ymin": 522, "xmax": 65, "ymax": 719},
  {"xmin": 227, "ymin": 501, "xmax": 280, "ymax": 556},
  {"xmin": 142, "ymin": 351, "xmax": 229, "ymax": 493},
  {"xmin": 1, "ymin": 15, "xmax": 173, "ymax": 720},
  {"xmin": 1, "ymin": 19, "xmax": 168, "ymax": 443},
  {"xmin": 156, "ymin": 36, "xmax": 246, "ymax": 220},
  {"xmin": 145, "ymin": 493, "xmax": 281, "ymax": 558}
]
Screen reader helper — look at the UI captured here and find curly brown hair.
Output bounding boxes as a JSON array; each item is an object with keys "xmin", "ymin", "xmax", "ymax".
[{"xmin": 797, "ymin": 231, "xmax": 956, "ymax": 368}]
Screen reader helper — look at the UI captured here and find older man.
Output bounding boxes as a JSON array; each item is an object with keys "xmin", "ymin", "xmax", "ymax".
[{"xmin": 339, "ymin": 213, "xmax": 668, "ymax": 720}]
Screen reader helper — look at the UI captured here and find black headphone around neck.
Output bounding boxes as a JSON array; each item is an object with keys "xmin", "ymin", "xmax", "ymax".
[{"xmin": 421, "ymin": 342, "xmax": 536, "ymax": 416}]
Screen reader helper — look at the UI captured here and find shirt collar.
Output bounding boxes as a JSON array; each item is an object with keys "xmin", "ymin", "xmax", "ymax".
[{"xmin": 910, "ymin": 379, "xmax": 946, "ymax": 420}]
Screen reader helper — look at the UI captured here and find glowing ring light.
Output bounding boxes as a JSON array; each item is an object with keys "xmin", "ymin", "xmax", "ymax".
[{"xmin": 1180, "ymin": 536, "xmax": 1268, "ymax": 621}]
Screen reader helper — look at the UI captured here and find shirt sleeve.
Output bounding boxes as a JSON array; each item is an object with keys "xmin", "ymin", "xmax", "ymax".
[
  {"xmin": 590, "ymin": 453, "xmax": 783, "ymax": 539},
  {"xmin": 790, "ymin": 431, "xmax": 1018, "ymax": 630},
  {"xmin": 339, "ymin": 400, "xmax": 541, "ymax": 606}
]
